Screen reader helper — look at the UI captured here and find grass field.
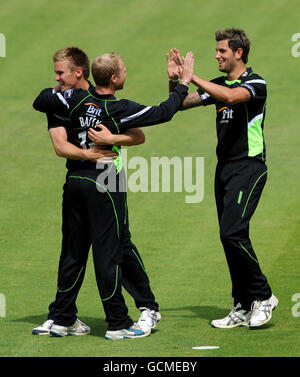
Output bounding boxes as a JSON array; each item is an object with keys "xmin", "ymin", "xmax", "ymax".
[{"xmin": 1, "ymin": 0, "xmax": 300, "ymax": 362}]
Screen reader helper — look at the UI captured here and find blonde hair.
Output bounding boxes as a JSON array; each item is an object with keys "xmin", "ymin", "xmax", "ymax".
[
  {"xmin": 92, "ymin": 53, "xmax": 122, "ymax": 86},
  {"xmin": 53, "ymin": 46, "xmax": 90, "ymax": 79}
]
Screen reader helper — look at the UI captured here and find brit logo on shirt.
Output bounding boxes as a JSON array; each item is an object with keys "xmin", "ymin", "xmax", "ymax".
[{"xmin": 85, "ymin": 103, "xmax": 102, "ymax": 117}]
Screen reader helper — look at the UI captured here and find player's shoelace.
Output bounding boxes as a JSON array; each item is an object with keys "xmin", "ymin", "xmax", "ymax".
[
  {"xmin": 251, "ymin": 300, "xmax": 271, "ymax": 316},
  {"xmin": 229, "ymin": 308, "xmax": 246, "ymax": 323}
]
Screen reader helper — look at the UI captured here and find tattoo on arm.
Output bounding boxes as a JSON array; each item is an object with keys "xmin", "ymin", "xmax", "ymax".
[{"xmin": 181, "ymin": 91, "xmax": 203, "ymax": 110}]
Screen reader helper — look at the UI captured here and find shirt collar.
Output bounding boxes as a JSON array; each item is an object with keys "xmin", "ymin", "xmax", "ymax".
[
  {"xmin": 88, "ymin": 86, "xmax": 116, "ymax": 100},
  {"xmin": 240, "ymin": 67, "xmax": 253, "ymax": 79}
]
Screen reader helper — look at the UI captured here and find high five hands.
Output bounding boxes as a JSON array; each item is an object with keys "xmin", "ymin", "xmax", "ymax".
[{"xmin": 167, "ymin": 48, "xmax": 194, "ymax": 85}]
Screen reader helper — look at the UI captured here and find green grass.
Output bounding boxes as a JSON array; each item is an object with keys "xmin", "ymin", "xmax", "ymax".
[{"xmin": 1, "ymin": 0, "xmax": 300, "ymax": 359}]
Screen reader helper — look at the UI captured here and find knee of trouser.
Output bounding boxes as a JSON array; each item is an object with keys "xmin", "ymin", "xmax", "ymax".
[
  {"xmin": 219, "ymin": 221, "xmax": 249, "ymax": 243},
  {"xmin": 219, "ymin": 229, "xmax": 241, "ymax": 246}
]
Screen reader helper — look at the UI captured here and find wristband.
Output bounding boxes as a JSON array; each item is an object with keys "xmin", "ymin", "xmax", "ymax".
[{"xmin": 179, "ymin": 79, "xmax": 189, "ymax": 85}]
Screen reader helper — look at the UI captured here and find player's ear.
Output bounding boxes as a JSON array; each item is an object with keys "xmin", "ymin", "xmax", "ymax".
[
  {"xmin": 111, "ymin": 74, "xmax": 117, "ymax": 84},
  {"xmin": 235, "ymin": 47, "xmax": 243, "ymax": 60},
  {"xmin": 75, "ymin": 67, "xmax": 84, "ymax": 79}
]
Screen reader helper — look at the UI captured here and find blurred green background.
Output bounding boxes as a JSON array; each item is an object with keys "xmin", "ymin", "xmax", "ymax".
[{"xmin": 0, "ymin": 0, "xmax": 299, "ymax": 357}]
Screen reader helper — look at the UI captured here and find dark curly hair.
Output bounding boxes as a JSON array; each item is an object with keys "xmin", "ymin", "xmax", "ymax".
[{"xmin": 215, "ymin": 28, "xmax": 250, "ymax": 63}]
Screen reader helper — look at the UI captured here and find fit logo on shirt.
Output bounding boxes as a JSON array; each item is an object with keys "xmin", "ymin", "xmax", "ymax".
[{"xmin": 219, "ymin": 107, "xmax": 234, "ymax": 122}]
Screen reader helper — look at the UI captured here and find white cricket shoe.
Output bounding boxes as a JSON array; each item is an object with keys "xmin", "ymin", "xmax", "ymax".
[
  {"xmin": 211, "ymin": 303, "xmax": 252, "ymax": 328},
  {"xmin": 32, "ymin": 319, "xmax": 54, "ymax": 335},
  {"xmin": 249, "ymin": 294, "xmax": 278, "ymax": 328},
  {"xmin": 105, "ymin": 323, "xmax": 150, "ymax": 340},
  {"xmin": 137, "ymin": 307, "xmax": 161, "ymax": 332},
  {"xmin": 50, "ymin": 319, "xmax": 91, "ymax": 337}
]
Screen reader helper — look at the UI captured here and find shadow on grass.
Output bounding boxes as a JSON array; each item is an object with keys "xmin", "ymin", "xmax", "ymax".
[
  {"xmin": 11, "ymin": 307, "xmax": 275, "ymax": 338},
  {"xmin": 12, "ymin": 306, "xmax": 226, "ymax": 336},
  {"xmin": 162, "ymin": 305, "xmax": 229, "ymax": 323},
  {"xmin": 162, "ymin": 306, "xmax": 276, "ymax": 329},
  {"xmin": 12, "ymin": 313, "xmax": 107, "ymax": 337}
]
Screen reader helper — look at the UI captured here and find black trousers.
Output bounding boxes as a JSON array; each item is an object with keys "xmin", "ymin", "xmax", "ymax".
[
  {"xmin": 121, "ymin": 214, "xmax": 159, "ymax": 312},
  {"xmin": 214, "ymin": 159, "xmax": 272, "ymax": 310},
  {"xmin": 48, "ymin": 165, "xmax": 157, "ymax": 330}
]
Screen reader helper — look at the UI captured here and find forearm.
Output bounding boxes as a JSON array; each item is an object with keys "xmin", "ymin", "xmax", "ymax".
[
  {"xmin": 191, "ymin": 75, "xmax": 250, "ymax": 104},
  {"xmin": 109, "ymin": 128, "xmax": 145, "ymax": 146},
  {"xmin": 180, "ymin": 91, "xmax": 203, "ymax": 110},
  {"xmin": 169, "ymin": 80, "xmax": 203, "ymax": 111},
  {"xmin": 169, "ymin": 78, "xmax": 202, "ymax": 111},
  {"xmin": 51, "ymin": 139, "xmax": 89, "ymax": 160},
  {"xmin": 49, "ymin": 127, "xmax": 116, "ymax": 162},
  {"xmin": 192, "ymin": 75, "xmax": 232, "ymax": 103},
  {"xmin": 88, "ymin": 126, "xmax": 145, "ymax": 146}
]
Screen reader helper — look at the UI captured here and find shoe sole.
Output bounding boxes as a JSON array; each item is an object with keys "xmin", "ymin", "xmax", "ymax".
[
  {"xmin": 32, "ymin": 330, "xmax": 51, "ymax": 335},
  {"xmin": 249, "ymin": 297, "xmax": 279, "ymax": 328},
  {"xmin": 105, "ymin": 335, "xmax": 148, "ymax": 340},
  {"xmin": 50, "ymin": 330, "xmax": 90, "ymax": 337},
  {"xmin": 105, "ymin": 330, "xmax": 151, "ymax": 340},
  {"xmin": 124, "ymin": 331, "xmax": 150, "ymax": 339},
  {"xmin": 211, "ymin": 321, "xmax": 249, "ymax": 329},
  {"xmin": 69, "ymin": 331, "xmax": 90, "ymax": 336},
  {"xmin": 50, "ymin": 330, "xmax": 67, "ymax": 337}
]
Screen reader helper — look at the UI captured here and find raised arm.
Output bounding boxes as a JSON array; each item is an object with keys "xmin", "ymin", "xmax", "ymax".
[
  {"xmin": 167, "ymin": 48, "xmax": 203, "ymax": 110},
  {"xmin": 192, "ymin": 75, "xmax": 251, "ymax": 104},
  {"xmin": 166, "ymin": 48, "xmax": 182, "ymax": 92},
  {"xmin": 33, "ymin": 88, "xmax": 73, "ymax": 115},
  {"xmin": 180, "ymin": 91, "xmax": 203, "ymax": 110},
  {"xmin": 171, "ymin": 49, "xmax": 250, "ymax": 105},
  {"xmin": 118, "ymin": 51, "xmax": 194, "ymax": 131}
]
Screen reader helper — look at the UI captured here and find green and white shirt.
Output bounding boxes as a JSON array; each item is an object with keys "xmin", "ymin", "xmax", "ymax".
[{"xmin": 197, "ymin": 68, "xmax": 267, "ymax": 162}]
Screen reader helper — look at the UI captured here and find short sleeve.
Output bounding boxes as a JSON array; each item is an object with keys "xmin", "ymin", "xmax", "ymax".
[
  {"xmin": 46, "ymin": 113, "xmax": 69, "ymax": 131},
  {"xmin": 196, "ymin": 88, "xmax": 217, "ymax": 106},
  {"xmin": 240, "ymin": 76, "xmax": 267, "ymax": 101},
  {"xmin": 196, "ymin": 77, "xmax": 224, "ymax": 106}
]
